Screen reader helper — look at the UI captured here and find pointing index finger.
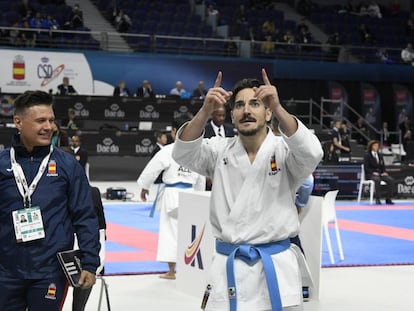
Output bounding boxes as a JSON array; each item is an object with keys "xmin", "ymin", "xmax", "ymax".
[
  {"xmin": 214, "ymin": 71, "xmax": 222, "ymax": 88},
  {"xmin": 261, "ymin": 68, "xmax": 271, "ymax": 85}
]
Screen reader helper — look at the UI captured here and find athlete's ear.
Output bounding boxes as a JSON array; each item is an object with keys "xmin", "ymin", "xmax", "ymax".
[
  {"xmin": 14, "ymin": 115, "xmax": 22, "ymax": 131},
  {"xmin": 265, "ymin": 107, "xmax": 272, "ymax": 122}
]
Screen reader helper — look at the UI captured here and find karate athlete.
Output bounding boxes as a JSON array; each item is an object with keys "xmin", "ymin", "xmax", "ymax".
[
  {"xmin": 137, "ymin": 116, "xmax": 205, "ymax": 280},
  {"xmin": 0, "ymin": 90, "xmax": 100, "ymax": 311},
  {"xmin": 172, "ymin": 69, "xmax": 323, "ymax": 311}
]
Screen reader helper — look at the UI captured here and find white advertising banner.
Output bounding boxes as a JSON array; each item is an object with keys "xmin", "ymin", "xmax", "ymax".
[
  {"xmin": 177, "ymin": 191, "xmax": 214, "ymax": 298},
  {"xmin": 0, "ymin": 49, "xmax": 94, "ymax": 95}
]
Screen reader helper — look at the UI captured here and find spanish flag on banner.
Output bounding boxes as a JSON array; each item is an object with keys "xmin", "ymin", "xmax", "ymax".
[{"xmin": 13, "ymin": 56, "xmax": 25, "ymax": 80}]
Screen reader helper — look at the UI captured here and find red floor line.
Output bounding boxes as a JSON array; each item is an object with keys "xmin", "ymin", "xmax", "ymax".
[
  {"xmin": 336, "ymin": 205, "xmax": 414, "ymax": 211},
  {"xmin": 106, "ymin": 222, "xmax": 158, "ymax": 252},
  {"xmin": 338, "ymin": 219, "xmax": 414, "ymax": 241}
]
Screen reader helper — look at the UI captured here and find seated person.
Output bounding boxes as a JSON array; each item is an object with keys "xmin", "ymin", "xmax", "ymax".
[
  {"xmin": 57, "ymin": 77, "xmax": 77, "ymax": 95},
  {"xmin": 364, "ymin": 140, "xmax": 395, "ymax": 205}
]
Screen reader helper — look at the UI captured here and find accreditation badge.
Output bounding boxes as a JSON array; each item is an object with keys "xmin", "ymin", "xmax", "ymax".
[{"xmin": 12, "ymin": 206, "xmax": 45, "ymax": 242}]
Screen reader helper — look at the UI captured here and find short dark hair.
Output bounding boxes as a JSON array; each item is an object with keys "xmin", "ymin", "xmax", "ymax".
[
  {"xmin": 229, "ymin": 78, "xmax": 263, "ymax": 109},
  {"xmin": 13, "ymin": 90, "xmax": 53, "ymax": 116},
  {"xmin": 154, "ymin": 130, "xmax": 166, "ymax": 138}
]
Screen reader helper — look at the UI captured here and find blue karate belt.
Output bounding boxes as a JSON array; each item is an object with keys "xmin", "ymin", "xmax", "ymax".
[
  {"xmin": 149, "ymin": 182, "xmax": 192, "ymax": 217},
  {"xmin": 215, "ymin": 238, "xmax": 290, "ymax": 311}
]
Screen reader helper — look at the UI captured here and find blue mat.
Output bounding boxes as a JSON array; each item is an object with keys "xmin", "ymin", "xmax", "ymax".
[{"xmin": 103, "ymin": 202, "xmax": 414, "ymax": 274}]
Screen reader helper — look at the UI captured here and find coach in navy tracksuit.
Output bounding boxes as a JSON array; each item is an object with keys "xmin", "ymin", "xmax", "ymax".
[{"xmin": 0, "ymin": 91, "xmax": 100, "ymax": 311}]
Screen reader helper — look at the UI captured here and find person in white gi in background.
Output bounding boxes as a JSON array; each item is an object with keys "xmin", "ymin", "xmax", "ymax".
[
  {"xmin": 137, "ymin": 115, "xmax": 205, "ymax": 280},
  {"xmin": 172, "ymin": 69, "xmax": 323, "ymax": 311}
]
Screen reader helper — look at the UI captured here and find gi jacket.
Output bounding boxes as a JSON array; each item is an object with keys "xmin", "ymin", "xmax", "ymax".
[{"xmin": 0, "ymin": 134, "xmax": 100, "ymax": 278}]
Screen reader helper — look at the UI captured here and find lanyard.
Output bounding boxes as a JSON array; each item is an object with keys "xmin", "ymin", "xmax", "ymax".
[{"xmin": 10, "ymin": 145, "xmax": 53, "ymax": 208}]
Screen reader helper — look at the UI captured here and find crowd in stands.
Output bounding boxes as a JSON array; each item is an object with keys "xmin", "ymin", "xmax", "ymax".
[
  {"xmin": 0, "ymin": 0, "xmax": 98, "ymax": 49},
  {"xmin": 1, "ymin": 0, "xmax": 414, "ymax": 63}
]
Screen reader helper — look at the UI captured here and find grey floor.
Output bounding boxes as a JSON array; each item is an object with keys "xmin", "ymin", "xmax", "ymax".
[{"xmin": 60, "ymin": 181, "xmax": 414, "ymax": 311}]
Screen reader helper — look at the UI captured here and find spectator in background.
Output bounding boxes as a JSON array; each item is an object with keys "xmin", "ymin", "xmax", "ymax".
[
  {"xmin": 135, "ymin": 80, "xmax": 155, "ymax": 98},
  {"xmin": 281, "ymin": 29, "xmax": 296, "ymax": 50},
  {"xmin": 29, "ymin": 12, "xmax": 44, "ymax": 30},
  {"xmin": 330, "ymin": 120, "xmax": 351, "ymax": 162},
  {"xmin": 170, "ymin": 81, "xmax": 186, "ymax": 96},
  {"xmin": 354, "ymin": 117, "xmax": 368, "ymax": 145},
  {"xmin": 152, "ymin": 131, "xmax": 168, "ymax": 156},
  {"xmin": 204, "ymin": 105, "xmax": 235, "ymax": 138},
  {"xmin": 233, "ymin": 4, "xmax": 249, "ymax": 39},
  {"xmin": 69, "ymin": 4, "xmax": 83, "ymax": 29},
  {"xmin": 114, "ymin": 9, "xmax": 132, "ymax": 33},
  {"xmin": 401, "ymin": 43, "xmax": 414, "ymax": 65},
  {"xmin": 192, "ymin": 81, "xmax": 207, "ymax": 99},
  {"xmin": 70, "ymin": 135, "xmax": 88, "ymax": 170},
  {"xmin": 261, "ymin": 34, "xmax": 276, "ymax": 55},
  {"xmin": 367, "ymin": 1, "xmax": 382, "ymax": 18},
  {"xmin": 340, "ymin": 120, "xmax": 352, "ymax": 157},
  {"xmin": 57, "ymin": 77, "xmax": 78, "ymax": 95},
  {"xmin": 364, "ymin": 140, "xmax": 395, "ymax": 205},
  {"xmin": 51, "ymin": 122, "xmax": 69, "ymax": 149},
  {"xmin": 61, "ymin": 108, "xmax": 79, "ymax": 130},
  {"xmin": 113, "ymin": 80, "xmax": 131, "ymax": 97},
  {"xmin": 43, "ymin": 15, "xmax": 60, "ymax": 39},
  {"xmin": 206, "ymin": 3, "xmax": 220, "ymax": 25},
  {"xmin": 381, "ymin": 121, "xmax": 391, "ymax": 146},
  {"xmin": 399, "ymin": 116, "xmax": 413, "ymax": 151}
]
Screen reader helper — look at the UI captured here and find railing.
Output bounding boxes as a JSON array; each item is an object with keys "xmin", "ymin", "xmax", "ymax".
[{"xmin": 0, "ymin": 26, "xmax": 405, "ymax": 64}]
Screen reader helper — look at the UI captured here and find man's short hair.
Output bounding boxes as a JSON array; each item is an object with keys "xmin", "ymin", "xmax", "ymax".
[
  {"xmin": 13, "ymin": 90, "xmax": 53, "ymax": 115},
  {"xmin": 229, "ymin": 78, "xmax": 263, "ymax": 110}
]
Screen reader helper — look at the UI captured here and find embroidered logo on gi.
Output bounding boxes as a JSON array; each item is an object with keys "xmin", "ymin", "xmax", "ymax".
[
  {"xmin": 47, "ymin": 160, "xmax": 58, "ymax": 176},
  {"xmin": 268, "ymin": 155, "xmax": 281, "ymax": 176},
  {"xmin": 45, "ymin": 283, "xmax": 57, "ymax": 300}
]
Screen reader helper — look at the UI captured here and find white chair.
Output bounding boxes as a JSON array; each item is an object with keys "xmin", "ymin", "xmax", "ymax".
[
  {"xmin": 357, "ymin": 164, "xmax": 386, "ymax": 204},
  {"xmin": 321, "ymin": 190, "xmax": 344, "ymax": 264},
  {"xmin": 391, "ymin": 143, "xmax": 406, "ymax": 163},
  {"xmin": 357, "ymin": 164, "xmax": 374, "ymax": 204}
]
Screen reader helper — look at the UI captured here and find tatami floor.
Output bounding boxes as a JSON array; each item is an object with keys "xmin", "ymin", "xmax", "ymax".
[{"xmin": 59, "ymin": 181, "xmax": 414, "ymax": 311}]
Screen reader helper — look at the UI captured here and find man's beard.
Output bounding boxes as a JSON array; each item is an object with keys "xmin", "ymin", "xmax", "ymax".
[{"xmin": 236, "ymin": 122, "xmax": 265, "ymax": 137}]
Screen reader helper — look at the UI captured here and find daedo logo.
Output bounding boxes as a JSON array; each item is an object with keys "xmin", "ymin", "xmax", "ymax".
[{"xmin": 184, "ymin": 224, "xmax": 205, "ymax": 269}]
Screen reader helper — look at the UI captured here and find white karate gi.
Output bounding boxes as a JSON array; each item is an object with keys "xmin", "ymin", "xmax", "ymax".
[
  {"xmin": 137, "ymin": 143, "xmax": 205, "ymax": 262},
  {"xmin": 173, "ymin": 120, "xmax": 323, "ymax": 311}
]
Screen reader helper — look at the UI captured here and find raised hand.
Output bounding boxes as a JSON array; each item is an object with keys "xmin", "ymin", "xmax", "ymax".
[
  {"xmin": 254, "ymin": 68, "xmax": 281, "ymax": 112},
  {"xmin": 202, "ymin": 71, "xmax": 232, "ymax": 116}
]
